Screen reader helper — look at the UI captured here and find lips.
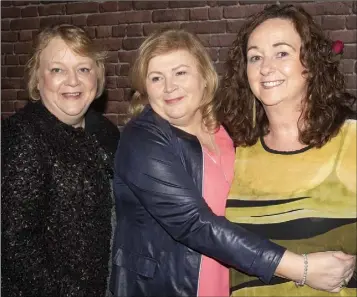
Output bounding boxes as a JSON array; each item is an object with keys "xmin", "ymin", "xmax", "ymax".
[
  {"xmin": 164, "ymin": 96, "xmax": 184, "ymax": 104},
  {"xmin": 261, "ymin": 80, "xmax": 284, "ymax": 88}
]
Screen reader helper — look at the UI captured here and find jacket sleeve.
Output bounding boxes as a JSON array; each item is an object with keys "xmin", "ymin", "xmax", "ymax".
[
  {"xmin": 1, "ymin": 126, "xmax": 49, "ymax": 296},
  {"xmin": 116, "ymin": 121, "xmax": 286, "ymax": 283}
]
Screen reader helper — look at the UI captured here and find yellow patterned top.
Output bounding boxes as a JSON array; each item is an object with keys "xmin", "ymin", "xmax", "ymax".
[{"xmin": 226, "ymin": 119, "xmax": 356, "ymax": 297}]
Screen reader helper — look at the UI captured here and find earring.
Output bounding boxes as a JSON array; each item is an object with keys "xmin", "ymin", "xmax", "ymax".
[{"xmin": 252, "ymin": 97, "xmax": 256, "ymax": 128}]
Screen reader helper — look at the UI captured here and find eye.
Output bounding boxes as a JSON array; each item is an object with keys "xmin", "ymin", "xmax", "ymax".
[
  {"xmin": 248, "ymin": 56, "xmax": 261, "ymax": 63},
  {"xmin": 176, "ymin": 70, "xmax": 187, "ymax": 76},
  {"xmin": 50, "ymin": 68, "xmax": 62, "ymax": 73},
  {"xmin": 79, "ymin": 67, "xmax": 90, "ymax": 73},
  {"xmin": 151, "ymin": 76, "xmax": 161, "ymax": 82},
  {"xmin": 277, "ymin": 52, "xmax": 289, "ymax": 58}
]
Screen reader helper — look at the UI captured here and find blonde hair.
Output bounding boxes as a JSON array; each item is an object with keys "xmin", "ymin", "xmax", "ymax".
[
  {"xmin": 129, "ymin": 28, "xmax": 219, "ymax": 131},
  {"xmin": 26, "ymin": 24, "xmax": 107, "ymax": 100}
]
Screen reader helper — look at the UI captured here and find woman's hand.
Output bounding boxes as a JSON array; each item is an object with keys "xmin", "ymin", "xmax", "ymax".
[{"xmin": 305, "ymin": 251, "xmax": 356, "ymax": 292}]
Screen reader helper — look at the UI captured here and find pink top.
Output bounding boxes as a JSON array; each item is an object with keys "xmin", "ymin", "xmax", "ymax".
[{"xmin": 197, "ymin": 126, "xmax": 235, "ymax": 297}]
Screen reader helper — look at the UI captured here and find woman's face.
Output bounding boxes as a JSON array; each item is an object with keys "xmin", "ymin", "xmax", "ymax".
[
  {"xmin": 246, "ymin": 18, "xmax": 307, "ymax": 108},
  {"xmin": 37, "ymin": 37, "xmax": 98, "ymax": 127},
  {"xmin": 145, "ymin": 49, "xmax": 207, "ymax": 132}
]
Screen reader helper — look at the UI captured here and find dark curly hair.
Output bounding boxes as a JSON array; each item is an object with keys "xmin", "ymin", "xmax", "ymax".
[{"xmin": 220, "ymin": 4, "xmax": 356, "ymax": 148}]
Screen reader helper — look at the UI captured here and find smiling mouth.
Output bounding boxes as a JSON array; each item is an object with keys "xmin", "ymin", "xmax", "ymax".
[
  {"xmin": 62, "ymin": 92, "xmax": 82, "ymax": 98},
  {"xmin": 165, "ymin": 96, "xmax": 184, "ymax": 104},
  {"xmin": 261, "ymin": 80, "xmax": 284, "ymax": 88}
]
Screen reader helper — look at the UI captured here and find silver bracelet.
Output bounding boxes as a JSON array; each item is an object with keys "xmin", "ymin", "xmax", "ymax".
[{"xmin": 295, "ymin": 254, "xmax": 308, "ymax": 287}]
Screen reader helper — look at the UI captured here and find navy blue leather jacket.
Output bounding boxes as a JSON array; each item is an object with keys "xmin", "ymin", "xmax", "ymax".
[{"xmin": 110, "ymin": 106, "xmax": 286, "ymax": 297}]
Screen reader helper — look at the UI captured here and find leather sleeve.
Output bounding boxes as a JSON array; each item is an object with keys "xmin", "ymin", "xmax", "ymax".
[{"xmin": 116, "ymin": 121, "xmax": 286, "ymax": 283}]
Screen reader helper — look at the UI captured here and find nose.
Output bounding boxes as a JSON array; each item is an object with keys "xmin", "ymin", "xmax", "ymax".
[
  {"xmin": 65, "ymin": 70, "xmax": 80, "ymax": 87},
  {"xmin": 260, "ymin": 57, "xmax": 275, "ymax": 76},
  {"xmin": 164, "ymin": 77, "xmax": 177, "ymax": 93}
]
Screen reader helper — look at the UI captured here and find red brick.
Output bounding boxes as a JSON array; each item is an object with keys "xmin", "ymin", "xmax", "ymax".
[
  {"xmin": 2, "ymin": 66, "xmax": 7, "ymax": 77},
  {"xmin": 7, "ymin": 66, "xmax": 24, "ymax": 77},
  {"xmin": 107, "ymin": 89, "xmax": 125, "ymax": 101},
  {"xmin": 339, "ymin": 59, "xmax": 355, "ymax": 74},
  {"xmin": 19, "ymin": 55, "xmax": 31, "ymax": 65},
  {"xmin": 10, "ymin": 18, "xmax": 40, "ymax": 30},
  {"xmin": 14, "ymin": 42, "xmax": 33, "ymax": 54},
  {"xmin": 124, "ymin": 88, "xmax": 133, "ymax": 101},
  {"xmin": 2, "ymin": 43, "xmax": 13, "ymax": 54},
  {"xmin": 190, "ymin": 8, "xmax": 209, "ymax": 21},
  {"xmin": 116, "ymin": 63, "xmax": 131, "ymax": 76},
  {"xmin": 21, "ymin": 6, "xmax": 38, "ymax": 17},
  {"xmin": 2, "ymin": 31, "xmax": 18, "ymax": 42},
  {"xmin": 239, "ymin": 0, "xmax": 275, "ymax": 4},
  {"xmin": 15, "ymin": 100, "xmax": 29, "ymax": 111},
  {"xmin": 5, "ymin": 55, "xmax": 19, "ymax": 65},
  {"xmin": 1, "ymin": 113, "xmax": 15, "ymax": 120},
  {"xmin": 346, "ymin": 16, "xmax": 357, "ymax": 30},
  {"xmin": 105, "ymin": 101, "xmax": 129, "ymax": 114},
  {"xmin": 66, "ymin": 2, "xmax": 99, "ymax": 14},
  {"xmin": 17, "ymin": 90, "xmax": 29, "ymax": 101},
  {"xmin": 100, "ymin": 1, "xmax": 118, "ymax": 12},
  {"xmin": 122, "ymin": 37, "xmax": 146, "ymax": 50},
  {"xmin": 113, "ymin": 25, "xmax": 126, "ymax": 37},
  {"xmin": 208, "ymin": 1, "xmax": 239, "ymax": 6},
  {"xmin": 223, "ymin": 5, "xmax": 265, "ymax": 19},
  {"xmin": 214, "ymin": 61, "xmax": 227, "ymax": 75},
  {"xmin": 181, "ymin": 21, "xmax": 226, "ymax": 34},
  {"xmin": 209, "ymin": 7, "xmax": 222, "ymax": 20},
  {"xmin": 117, "ymin": 1, "xmax": 133, "ymax": 11},
  {"xmin": 1, "ymin": 1, "xmax": 12, "ymax": 7},
  {"xmin": 345, "ymin": 75, "xmax": 357, "ymax": 89},
  {"xmin": 106, "ymin": 51, "xmax": 119, "ymax": 63},
  {"xmin": 2, "ymin": 20, "xmax": 10, "ymax": 30},
  {"xmin": 1, "ymin": 90, "xmax": 18, "ymax": 101},
  {"xmin": 1, "ymin": 7, "xmax": 21, "ymax": 18},
  {"xmin": 72, "ymin": 15, "xmax": 87, "ymax": 26},
  {"xmin": 88, "ymin": 13, "xmax": 120, "ymax": 26},
  {"xmin": 355, "ymin": 61, "xmax": 357, "ymax": 74},
  {"xmin": 104, "ymin": 114, "xmax": 118, "ymax": 126},
  {"xmin": 227, "ymin": 20, "xmax": 246, "ymax": 33},
  {"xmin": 321, "ymin": 16, "xmax": 345, "ymax": 30},
  {"xmin": 219, "ymin": 48, "xmax": 230, "ymax": 62},
  {"xmin": 313, "ymin": 16, "xmax": 322, "ymax": 26},
  {"xmin": 1, "ymin": 101, "xmax": 15, "ymax": 113},
  {"xmin": 94, "ymin": 39, "xmax": 123, "ymax": 51},
  {"xmin": 169, "ymin": 1, "xmax": 207, "ymax": 8},
  {"xmin": 133, "ymin": 1, "xmax": 169, "ymax": 10},
  {"xmin": 106, "ymin": 76, "xmax": 117, "ymax": 89},
  {"xmin": 117, "ymin": 76, "xmax": 130, "ymax": 88},
  {"xmin": 19, "ymin": 30, "xmax": 34, "ymax": 41},
  {"xmin": 127, "ymin": 24, "xmax": 143, "ymax": 37},
  {"xmin": 343, "ymin": 44, "xmax": 357, "ymax": 59},
  {"xmin": 105, "ymin": 64, "xmax": 116, "ymax": 76},
  {"xmin": 96, "ymin": 26, "xmax": 112, "ymax": 38},
  {"xmin": 119, "ymin": 11, "xmax": 152, "ymax": 24},
  {"xmin": 328, "ymin": 30, "xmax": 357, "ymax": 44},
  {"xmin": 38, "ymin": 4, "xmax": 65, "ymax": 16},
  {"xmin": 2, "ymin": 78, "xmax": 25, "ymax": 89},
  {"xmin": 153, "ymin": 9, "xmax": 189, "ymax": 22},
  {"xmin": 143, "ymin": 22, "xmax": 181, "ymax": 36},
  {"xmin": 207, "ymin": 48, "xmax": 218, "ymax": 62},
  {"xmin": 39, "ymin": 16, "xmax": 72, "ymax": 28},
  {"xmin": 118, "ymin": 50, "xmax": 137, "ymax": 63},
  {"xmin": 12, "ymin": 1, "xmax": 35, "ymax": 6},
  {"xmin": 301, "ymin": 2, "xmax": 351, "ymax": 16},
  {"xmin": 198, "ymin": 34, "xmax": 236, "ymax": 47}
]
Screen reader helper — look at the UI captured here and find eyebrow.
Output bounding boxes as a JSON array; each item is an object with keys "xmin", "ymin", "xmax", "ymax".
[
  {"xmin": 247, "ymin": 42, "xmax": 296, "ymax": 52},
  {"xmin": 147, "ymin": 64, "xmax": 190, "ymax": 76}
]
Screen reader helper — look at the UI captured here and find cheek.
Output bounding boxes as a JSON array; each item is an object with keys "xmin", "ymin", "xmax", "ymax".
[{"xmin": 39, "ymin": 74, "xmax": 62, "ymax": 92}]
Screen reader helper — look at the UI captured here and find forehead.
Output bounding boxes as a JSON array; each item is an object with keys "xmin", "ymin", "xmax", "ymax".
[
  {"xmin": 147, "ymin": 49, "xmax": 199, "ymax": 71},
  {"xmin": 39, "ymin": 37, "xmax": 93, "ymax": 64},
  {"xmin": 248, "ymin": 18, "xmax": 301, "ymax": 47}
]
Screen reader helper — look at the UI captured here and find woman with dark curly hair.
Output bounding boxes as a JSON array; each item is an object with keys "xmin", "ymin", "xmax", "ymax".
[
  {"xmin": 221, "ymin": 4, "xmax": 357, "ymax": 296},
  {"xmin": 1, "ymin": 25, "xmax": 120, "ymax": 296}
]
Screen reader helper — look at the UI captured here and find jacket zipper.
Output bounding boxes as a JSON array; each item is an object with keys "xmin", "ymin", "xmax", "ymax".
[{"xmin": 195, "ymin": 143, "xmax": 204, "ymax": 297}]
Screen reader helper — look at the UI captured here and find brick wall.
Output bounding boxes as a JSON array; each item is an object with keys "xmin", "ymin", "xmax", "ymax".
[{"xmin": 2, "ymin": 1, "xmax": 356, "ymax": 126}]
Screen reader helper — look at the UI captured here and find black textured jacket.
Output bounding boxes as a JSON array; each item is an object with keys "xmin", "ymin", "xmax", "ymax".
[
  {"xmin": 110, "ymin": 106, "xmax": 286, "ymax": 297},
  {"xmin": 1, "ymin": 101, "xmax": 120, "ymax": 297}
]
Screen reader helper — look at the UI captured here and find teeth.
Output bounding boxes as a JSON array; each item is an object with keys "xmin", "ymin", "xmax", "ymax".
[
  {"xmin": 63, "ymin": 92, "xmax": 80, "ymax": 96},
  {"xmin": 262, "ymin": 80, "xmax": 283, "ymax": 87}
]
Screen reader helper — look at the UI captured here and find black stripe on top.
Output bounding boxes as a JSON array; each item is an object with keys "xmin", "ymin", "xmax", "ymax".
[{"xmin": 226, "ymin": 196, "xmax": 308, "ymax": 208}]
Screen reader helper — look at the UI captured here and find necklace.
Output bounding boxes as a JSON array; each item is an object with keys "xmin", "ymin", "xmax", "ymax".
[{"xmin": 203, "ymin": 133, "xmax": 229, "ymax": 184}]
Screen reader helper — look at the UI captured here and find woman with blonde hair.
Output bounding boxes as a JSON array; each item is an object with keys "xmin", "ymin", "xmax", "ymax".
[
  {"xmin": 2, "ymin": 24, "xmax": 120, "ymax": 296},
  {"xmin": 110, "ymin": 28, "xmax": 355, "ymax": 297}
]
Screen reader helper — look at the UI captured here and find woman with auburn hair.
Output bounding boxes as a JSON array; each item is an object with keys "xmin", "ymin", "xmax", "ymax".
[
  {"xmin": 220, "ymin": 4, "xmax": 357, "ymax": 296},
  {"xmin": 2, "ymin": 24, "xmax": 120, "ymax": 296},
  {"xmin": 110, "ymin": 28, "xmax": 354, "ymax": 297}
]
